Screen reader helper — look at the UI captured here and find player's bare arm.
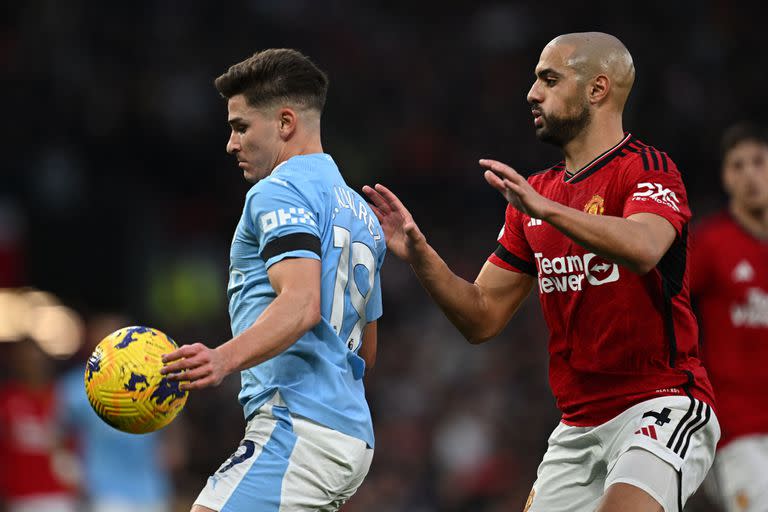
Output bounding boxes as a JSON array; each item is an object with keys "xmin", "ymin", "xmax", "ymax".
[
  {"xmin": 363, "ymin": 183, "xmax": 535, "ymax": 343},
  {"xmin": 162, "ymin": 258, "xmax": 321, "ymax": 390},
  {"xmin": 482, "ymin": 159, "xmax": 676, "ymax": 274},
  {"xmin": 359, "ymin": 321, "xmax": 377, "ymax": 371}
]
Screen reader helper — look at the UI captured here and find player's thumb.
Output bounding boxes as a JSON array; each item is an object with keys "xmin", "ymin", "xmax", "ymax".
[{"xmin": 404, "ymin": 222, "xmax": 424, "ymax": 243}]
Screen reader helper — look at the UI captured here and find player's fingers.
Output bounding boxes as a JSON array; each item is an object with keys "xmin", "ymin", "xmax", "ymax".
[
  {"xmin": 161, "ymin": 343, "xmax": 200, "ymax": 363},
  {"xmin": 168, "ymin": 365, "xmax": 210, "ymax": 383},
  {"xmin": 479, "ymin": 159, "xmax": 519, "ymax": 181},
  {"xmin": 160, "ymin": 350, "xmax": 207, "ymax": 374},
  {"xmin": 368, "ymin": 204, "xmax": 385, "ymax": 222},
  {"xmin": 374, "ymin": 184, "xmax": 410, "ymax": 214},
  {"xmin": 503, "ymin": 178, "xmax": 526, "ymax": 195},
  {"xmin": 484, "ymin": 169, "xmax": 506, "ymax": 193},
  {"xmin": 161, "ymin": 349, "xmax": 184, "ymax": 363},
  {"xmin": 160, "ymin": 356, "xmax": 200, "ymax": 375},
  {"xmin": 181, "ymin": 375, "xmax": 214, "ymax": 391},
  {"xmin": 362, "ymin": 186, "xmax": 392, "ymax": 214}
]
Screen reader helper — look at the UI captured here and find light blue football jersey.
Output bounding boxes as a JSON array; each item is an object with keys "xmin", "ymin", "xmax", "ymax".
[
  {"xmin": 228, "ymin": 153, "xmax": 385, "ymax": 447},
  {"xmin": 57, "ymin": 368, "xmax": 171, "ymax": 505}
]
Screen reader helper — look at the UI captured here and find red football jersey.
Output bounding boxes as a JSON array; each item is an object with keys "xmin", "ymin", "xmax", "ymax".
[
  {"xmin": 0, "ymin": 383, "xmax": 75, "ymax": 499},
  {"xmin": 691, "ymin": 212, "xmax": 768, "ymax": 447},
  {"xmin": 488, "ymin": 133, "xmax": 715, "ymax": 425}
]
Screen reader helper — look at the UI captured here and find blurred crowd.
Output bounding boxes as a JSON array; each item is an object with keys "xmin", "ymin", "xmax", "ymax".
[{"xmin": 2, "ymin": 1, "xmax": 766, "ymax": 510}]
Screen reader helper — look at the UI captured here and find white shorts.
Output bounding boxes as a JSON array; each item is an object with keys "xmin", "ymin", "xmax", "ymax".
[
  {"xmin": 526, "ymin": 396, "xmax": 720, "ymax": 512},
  {"xmin": 90, "ymin": 500, "xmax": 169, "ymax": 512},
  {"xmin": 194, "ymin": 395, "xmax": 373, "ymax": 512},
  {"xmin": 711, "ymin": 434, "xmax": 768, "ymax": 512},
  {"xmin": 7, "ymin": 495, "xmax": 78, "ymax": 512}
]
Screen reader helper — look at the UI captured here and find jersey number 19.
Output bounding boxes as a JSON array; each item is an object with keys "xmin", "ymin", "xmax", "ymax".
[{"xmin": 330, "ymin": 226, "xmax": 375, "ymax": 351}]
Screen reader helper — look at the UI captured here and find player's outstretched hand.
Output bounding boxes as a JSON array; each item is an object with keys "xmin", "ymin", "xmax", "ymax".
[
  {"xmin": 362, "ymin": 184, "xmax": 427, "ymax": 263},
  {"xmin": 161, "ymin": 343, "xmax": 229, "ymax": 391},
  {"xmin": 480, "ymin": 159, "xmax": 555, "ymax": 219}
]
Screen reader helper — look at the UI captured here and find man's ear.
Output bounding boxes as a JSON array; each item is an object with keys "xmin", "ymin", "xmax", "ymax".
[
  {"xmin": 589, "ymin": 74, "xmax": 610, "ymax": 104},
  {"xmin": 278, "ymin": 108, "xmax": 298, "ymax": 139}
]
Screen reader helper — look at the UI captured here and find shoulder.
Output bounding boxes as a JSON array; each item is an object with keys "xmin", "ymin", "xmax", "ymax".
[
  {"xmin": 527, "ymin": 161, "xmax": 565, "ymax": 186},
  {"xmin": 619, "ymin": 136, "xmax": 681, "ymax": 175},
  {"xmin": 246, "ymin": 161, "xmax": 325, "ymax": 207}
]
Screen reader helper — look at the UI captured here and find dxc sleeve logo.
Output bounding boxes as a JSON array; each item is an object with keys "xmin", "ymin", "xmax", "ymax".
[
  {"xmin": 631, "ymin": 182, "xmax": 680, "ymax": 212},
  {"xmin": 260, "ymin": 208, "xmax": 317, "ymax": 233}
]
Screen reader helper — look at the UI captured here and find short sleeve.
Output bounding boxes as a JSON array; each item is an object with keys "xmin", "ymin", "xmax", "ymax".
[
  {"xmin": 621, "ymin": 156, "xmax": 692, "ymax": 236},
  {"xmin": 365, "ymin": 259, "xmax": 383, "ymax": 324},
  {"xmin": 487, "ymin": 204, "xmax": 536, "ymax": 276},
  {"xmin": 245, "ymin": 176, "xmax": 322, "ymax": 269}
]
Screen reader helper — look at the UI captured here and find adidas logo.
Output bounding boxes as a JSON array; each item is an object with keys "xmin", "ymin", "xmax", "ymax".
[{"xmin": 635, "ymin": 425, "xmax": 658, "ymax": 440}]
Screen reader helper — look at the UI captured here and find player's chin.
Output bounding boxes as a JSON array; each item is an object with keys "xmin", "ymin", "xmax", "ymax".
[
  {"xmin": 534, "ymin": 126, "xmax": 549, "ymax": 140},
  {"xmin": 242, "ymin": 169, "xmax": 260, "ymax": 183}
]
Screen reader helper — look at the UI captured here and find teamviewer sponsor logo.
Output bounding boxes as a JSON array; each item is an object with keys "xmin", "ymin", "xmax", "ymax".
[
  {"xmin": 534, "ymin": 252, "xmax": 620, "ymax": 293},
  {"xmin": 631, "ymin": 182, "xmax": 680, "ymax": 212}
]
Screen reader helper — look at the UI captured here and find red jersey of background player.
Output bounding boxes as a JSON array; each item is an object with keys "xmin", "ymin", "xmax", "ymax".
[
  {"xmin": 488, "ymin": 133, "xmax": 715, "ymax": 425},
  {"xmin": 0, "ymin": 382, "xmax": 75, "ymax": 501},
  {"xmin": 691, "ymin": 212, "xmax": 768, "ymax": 446}
]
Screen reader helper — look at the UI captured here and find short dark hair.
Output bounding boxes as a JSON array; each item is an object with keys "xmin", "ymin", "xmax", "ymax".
[
  {"xmin": 721, "ymin": 122, "xmax": 768, "ymax": 160},
  {"xmin": 215, "ymin": 49, "xmax": 329, "ymax": 112}
]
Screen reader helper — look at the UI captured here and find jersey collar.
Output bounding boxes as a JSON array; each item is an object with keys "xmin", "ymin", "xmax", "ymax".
[{"xmin": 563, "ymin": 133, "xmax": 633, "ymax": 184}]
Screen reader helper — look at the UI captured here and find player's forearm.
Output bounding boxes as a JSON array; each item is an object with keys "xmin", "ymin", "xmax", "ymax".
[
  {"xmin": 543, "ymin": 202, "xmax": 662, "ymax": 274},
  {"xmin": 217, "ymin": 291, "xmax": 320, "ymax": 373},
  {"xmin": 410, "ymin": 243, "xmax": 494, "ymax": 342}
]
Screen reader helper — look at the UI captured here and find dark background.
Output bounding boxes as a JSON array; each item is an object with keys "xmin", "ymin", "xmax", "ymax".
[{"xmin": 2, "ymin": 1, "xmax": 763, "ymax": 510}]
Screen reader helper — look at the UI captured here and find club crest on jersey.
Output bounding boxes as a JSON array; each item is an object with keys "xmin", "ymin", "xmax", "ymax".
[{"xmin": 583, "ymin": 194, "xmax": 605, "ymax": 215}]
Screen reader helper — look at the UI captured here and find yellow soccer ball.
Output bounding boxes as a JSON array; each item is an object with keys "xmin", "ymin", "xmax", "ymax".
[{"xmin": 84, "ymin": 326, "xmax": 188, "ymax": 434}]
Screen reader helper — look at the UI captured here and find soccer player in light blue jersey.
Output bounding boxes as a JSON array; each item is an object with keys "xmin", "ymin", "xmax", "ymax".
[{"xmin": 161, "ymin": 49, "xmax": 385, "ymax": 512}]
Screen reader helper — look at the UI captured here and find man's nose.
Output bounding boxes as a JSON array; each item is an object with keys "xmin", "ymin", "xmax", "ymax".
[{"xmin": 226, "ymin": 133, "xmax": 239, "ymax": 154}]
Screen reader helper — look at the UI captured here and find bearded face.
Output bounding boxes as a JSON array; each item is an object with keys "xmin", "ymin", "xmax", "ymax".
[{"xmin": 533, "ymin": 97, "xmax": 592, "ymax": 147}]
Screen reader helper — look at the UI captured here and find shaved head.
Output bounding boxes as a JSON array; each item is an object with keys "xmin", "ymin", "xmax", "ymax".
[{"xmin": 546, "ymin": 32, "xmax": 635, "ymax": 109}]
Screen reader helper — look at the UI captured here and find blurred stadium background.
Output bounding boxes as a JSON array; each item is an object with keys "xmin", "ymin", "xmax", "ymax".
[{"xmin": 1, "ymin": 1, "xmax": 764, "ymax": 510}]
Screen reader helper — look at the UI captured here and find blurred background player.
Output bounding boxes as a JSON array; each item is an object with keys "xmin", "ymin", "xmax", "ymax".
[
  {"xmin": 161, "ymin": 49, "xmax": 386, "ymax": 511},
  {"xmin": 56, "ymin": 313, "xmax": 183, "ymax": 512},
  {"xmin": 691, "ymin": 123, "xmax": 768, "ymax": 512},
  {"xmin": 365, "ymin": 32, "xmax": 718, "ymax": 512},
  {"xmin": 0, "ymin": 339, "xmax": 77, "ymax": 512}
]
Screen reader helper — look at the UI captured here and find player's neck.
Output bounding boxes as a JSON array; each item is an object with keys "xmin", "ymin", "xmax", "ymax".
[
  {"xmin": 730, "ymin": 202, "xmax": 768, "ymax": 240},
  {"xmin": 562, "ymin": 119, "xmax": 625, "ymax": 174},
  {"xmin": 275, "ymin": 135, "xmax": 324, "ymax": 166}
]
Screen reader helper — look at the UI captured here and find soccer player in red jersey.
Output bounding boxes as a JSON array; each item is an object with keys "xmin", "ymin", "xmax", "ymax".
[
  {"xmin": 364, "ymin": 32, "xmax": 718, "ymax": 512},
  {"xmin": 690, "ymin": 123, "xmax": 768, "ymax": 512}
]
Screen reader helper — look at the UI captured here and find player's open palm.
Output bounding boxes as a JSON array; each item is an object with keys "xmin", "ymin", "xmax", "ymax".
[{"xmin": 362, "ymin": 184, "xmax": 426, "ymax": 263}]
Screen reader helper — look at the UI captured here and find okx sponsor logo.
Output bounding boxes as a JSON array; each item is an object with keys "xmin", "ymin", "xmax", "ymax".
[{"xmin": 534, "ymin": 252, "xmax": 620, "ymax": 293}]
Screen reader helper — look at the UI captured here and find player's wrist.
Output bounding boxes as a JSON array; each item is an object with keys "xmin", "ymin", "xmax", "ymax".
[
  {"xmin": 538, "ymin": 198, "xmax": 562, "ymax": 222},
  {"xmin": 215, "ymin": 343, "xmax": 240, "ymax": 375},
  {"xmin": 408, "ymin": 238, "xmax": 438, "ymax": 272}
]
